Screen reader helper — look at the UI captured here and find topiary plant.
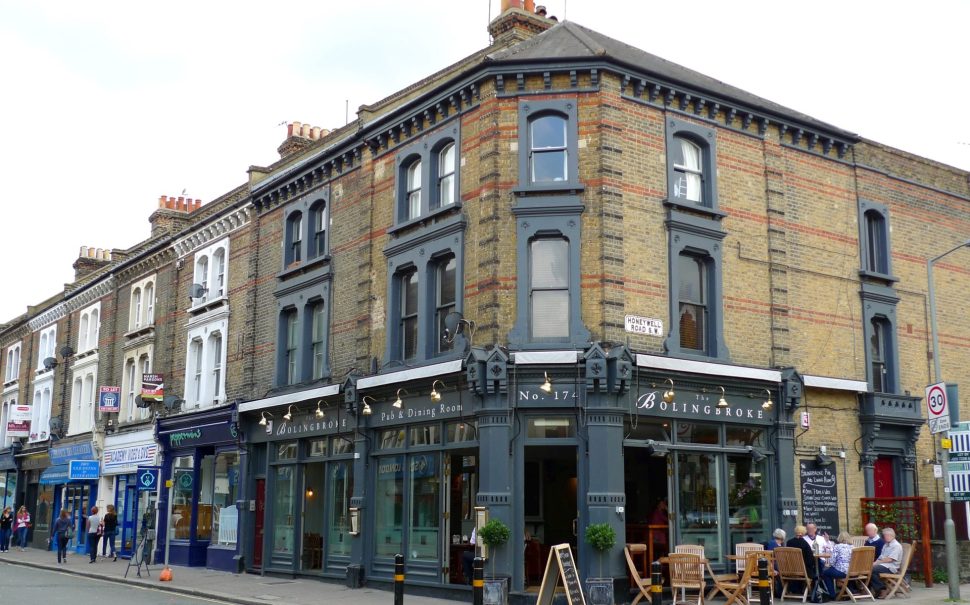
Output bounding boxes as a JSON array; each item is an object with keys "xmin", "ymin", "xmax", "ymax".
[
  {"xmin": 478, "ymin": 518, "xmax": 512, "ymax": 578},
  {"xmin": 585, "ymin": 523, "xmax": 617, "ymax": 578}
]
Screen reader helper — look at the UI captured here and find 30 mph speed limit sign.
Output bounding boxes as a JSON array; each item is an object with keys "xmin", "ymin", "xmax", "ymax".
[{"xmin": 926, "ymin": 382, "xmax": 951, "ymax": 434}]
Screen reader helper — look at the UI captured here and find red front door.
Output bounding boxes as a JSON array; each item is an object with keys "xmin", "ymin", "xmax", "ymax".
[
  {"xmin": 253, "ymin": 478, "xmax": 265, "ymax": 568},
  {"xmin": 874, "ymin": 457, "xmax": 895, "ymax": 498}
]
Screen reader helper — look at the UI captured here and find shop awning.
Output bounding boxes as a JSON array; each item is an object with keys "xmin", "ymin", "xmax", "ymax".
[{"xmin": 39, "ymin": 464, "xmax": 69, "ymax": 485}]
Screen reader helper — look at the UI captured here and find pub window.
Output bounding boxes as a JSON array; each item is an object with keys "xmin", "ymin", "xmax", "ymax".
[
  {"xmin": 435, "ymin": 256, "xmax": 457, "ymax": 355},
  {"xmin": 404, "ymin": 158, "xmax": 422, "ymax": 221},
  {"xmin": 526, "ymin": 417, "xmax": 576, "ymax": 439},
  {"xmin": 276, "ymin": 442, "xmax": 298, "ymax": 460},
  {"xmin": 331, "ymin": 436, "xmax": 355, "ymax": 455},
  {"xmin": 870, "ymin": 316, "xmax": 893, "ymax": 393},
  {"xmin": 212, "ymin": 249, "xmax": 226, "ymax": 297},
  {"xmin": 309, "ymin": 200, "xmax": 327, "ymax": 259},
  {"xmin": 308, "ymin": 439, "xmax": 329, "ymax": 457},
  {"xmin": 623, "ymin": 419, "xmax": 670, "ymax": 442},
  {"xmin": 665, "ymin": 118, "xmax": 719, "ymax": 212},
  {"xmin": 375, "ymin": 454, "xmax": 405, "ymax": 557},
  {"xmin": 310, "ymin": 300, "xmax": 327, "ymax": 380},
  {"xmin": 530, "ymin": 238, "xmax": 570, "ymax": 339},
  {"xmin": 529, "ymin": 114, "xmax": 568, "ymax": 183},
  {"xmin": 676, "ymin": 422, "xmax": 720, "ymax": 445},
  {"xmin": 435, "ymin": 142, "xmax": 456, "ymax": 209},
  {"xmin": 446, "ymin": 421, "xmax": 478, "ymax": 443},
  {"xmin": 864, "ymin": 209, "xmax": 889, "ymax": 275},
  {"xmin": 378, "ymin": 429, "xmax": 407, "ymax": 450},
  {"xmin": 678, "ymin": 253, "xmax": 709, "ymax": 353},
  {"xmin": 281, "ymin": 308, "xmax": 299, "ymax": 386},
  {"xmin": 399, "ymin": 269, "xmax": 419, "ymax": 361},
  {"xmin": 286, "ymin": 212, "xmax": 303, "ymax": 266},
  {"xmin": 672, "ymin": 137, "xmax": 704, "ymax": 203},
  {"xmin": 409, "ymin": 424, "xmax": 441, "ymax": 447}
]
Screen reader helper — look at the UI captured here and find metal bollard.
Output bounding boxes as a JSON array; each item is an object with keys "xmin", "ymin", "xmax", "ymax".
[
  {"xmin": 394, "ymin": 553, "xmax": 405, "ymax": 605},
  {"xmin": 473, "ymin": 556, "xmax": 484, "ymax": 605},
  {"xmin": 758, "ymin": 557, "xmax": 771, "ymax": 605},
  {"xmin": 651, "ymin": 560, "xmax": 663, "ymax": 605}
]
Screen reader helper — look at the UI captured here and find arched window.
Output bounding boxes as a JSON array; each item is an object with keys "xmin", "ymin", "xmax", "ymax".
[
  {"xmin": 213, "ymin": 250, "xmax": 226, "ymax": 297},
  {"xmin": 310, "ymin": 201, "xmax": 327, "ymax": 259},
  {"xmin": 400, "ymin": 269, "xmax": 419, "ymax": 360},
  {"xmin": 124, "ymin": 359, "xmax": 137, "ymax": 422},
  {"xmin": 209, "ymin": 332, "xmax": 223, "ymax": 401},
  {"xmin": 436, "ymin": 143, "xmax": 456, "ymax": 208},
  {"xmin": 435, "ymin": 257, "xmax": 457, "ymax": 354},
  {"xmin": 673, "ymin": 137, "xmax": 703, "ymax": 203},
  {"xmin": 310, "ymin": 301, "xmax": 326, "ymax": 380},
  {"xmin": 196, "ymin": 256, "xmax": 209, "ymax": 302},
  {"xmin": 284, "ymin": 309, "xmax": 299, "ymax": 385},
  {"xmin": 79, "ymin": 314, "xmax": 89, "ymax": 352},
  {"xmin": 132, "ymin": 288, "xmax": 143, "ymax": 329},
  {"xmin": 678, "ymin": 253, "xmax": 708, "ymax": 352},
  {"xmin": 39, "ymin": 333, "xmax": 48, "ymax": 367},
  {"xmin": 405, "ymin": 159, "xmax": 422, "ymax": 220},
  {"xmin": 70, "ymin": 377, "xmax": 83, "ymax": 432},
  {"xmin": 82, "ymin": 374, "xmax": 95, "ymax": 432},
  {"xmin": 286, "ymin": 212, "xmax": 303, "ymax": 266},
  {"xmin": 870, "ymin": 317, "xmax": 894, "ymax": 393},
  {"xmin": 864, "ymin": 210, "xmax": 889, "ymax": 274},
  {"xmin": 529, "ymin": 114, "xmax": 568, "ymax": 183},
  {"xmin": 190, "ymin": 338, "xmax": 204, "ymax": 403},
  {"xmin": 89, "ymin": 308, "xmax": 100, "ymax": 348}
]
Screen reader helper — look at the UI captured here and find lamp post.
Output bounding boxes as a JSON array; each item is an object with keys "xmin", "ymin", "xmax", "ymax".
[{"xmin": 927, "ymin": 238, "xmax": 969, "ymax": 601}]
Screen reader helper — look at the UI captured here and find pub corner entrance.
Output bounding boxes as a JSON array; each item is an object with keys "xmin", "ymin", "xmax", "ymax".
[{"xmin": 523, "ymin": 445, "xmax": 578, "ymax": 588}]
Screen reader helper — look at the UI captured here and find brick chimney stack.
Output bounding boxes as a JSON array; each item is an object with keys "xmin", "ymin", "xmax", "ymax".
[
  {"xmin": 488, "ymin": 0, "xmax": 554, "ymax": 45},
  {"xmin": 278, "ymin": 122, "xmax": 331, "ymax": 159},
  {"xmin": 73, "ymin": 245, "xmax": 114, "ymax": 280},
  {"xmin": 149, "ymin": 194, "xmax": 203, "ymax": 238}
]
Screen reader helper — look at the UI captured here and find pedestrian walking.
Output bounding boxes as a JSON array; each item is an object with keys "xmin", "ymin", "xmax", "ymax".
[
  {"xmin": 15, "ymin": 505, "xmax": 30, "ymax": 551},
  {"xmin": 85, "ymin": 505, "xmax": 102, "ymax": 563},
  {"xmin": 101, "ymin": 504, "xmax": 118, "ymax": 560},
  {"xmin": 0, "ymin": 506, "xmax": 13, "ymax": 552},
  {"xmin": 52, "ymin": 509, "xmax": 73, "ymax": 564}
]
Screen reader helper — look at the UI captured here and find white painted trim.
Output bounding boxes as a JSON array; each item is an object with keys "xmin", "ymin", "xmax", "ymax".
[
  {"xmin": 357, "ymin": 359, "xmax": 463, "ymax": 390},
  {"xmin": 103, "ymin": 427, "xmax": 156, "ymax": 447},
  {"xmin": 802, "ymin": 375, "xmax": 869, "ymax": 393},
  {"xmin": 635, "ymin": 354, "xmax": 782, "ymax": 383},
  {"xmin": 512, "ymin": 351, "xmax": 581, "ymax": 365},
  {"xmin": 238, "ymin": 383, "xmax": 341, "ymax": 413}
]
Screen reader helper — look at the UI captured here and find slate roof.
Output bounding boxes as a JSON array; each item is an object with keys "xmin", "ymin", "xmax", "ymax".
[{"xmin": 488, "ymin": 21, "xmax": 858, "ymax": 140}]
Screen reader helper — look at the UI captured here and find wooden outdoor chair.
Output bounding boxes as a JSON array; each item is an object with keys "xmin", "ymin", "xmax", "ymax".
[
  {"xmin": 706, "ymin": 551, "xmax": 761, "ymax": 605},
  {"xmin": 774, "ymin": 547, "xmax": 812, "ymax": 602},
  {"xmin": 625, "ymin": 544, "xmax": 653, "ymax": 605},
  {"xmin": 746, "ymin": 550, "xmax": 775, "ymax": 603},
  {"xmin": 669, "ymin": 553, "xmax": 705, "ymax": 605},
  {"xmin": 835, "ymin": 546, "xmax": 875, "ymax": 602},
  {"xmin": 705, "ymin": 543, "xmax": 763, "ymax": 601},
  {"xmin": 675, "ymin": 544, "xmax": 707, "ymax": 577},
  {"xmin": 878, "ymin": 543, "xmax": 913, "ymax": 599},
  {"xmin": 849, "ymin": 536, "xmax": 868, "ymax": 548}
]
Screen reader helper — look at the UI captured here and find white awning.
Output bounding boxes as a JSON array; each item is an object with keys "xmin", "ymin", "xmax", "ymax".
[
  {"xmin": 802, "ymin": 375, "xmax": 869, "ymax": 393},
  {"xmin": 635, "ymin": 354, "xmax": 782, "ymax": 383},
  {"xmin": 511, "ymin": 351, "xmax": 581, "ymax": 365},
  {"xmin": 357, "ymin": 359, "xmax": 463, "ymax": 390},
  {"xmin": 238, "ymin": 383, "xmax": 341, "ymax": 414}
]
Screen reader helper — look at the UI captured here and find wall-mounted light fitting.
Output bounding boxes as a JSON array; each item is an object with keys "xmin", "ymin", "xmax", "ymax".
[
  {"xmin": 393, "ymin": 388, "xmax": 408, "ymax": 409},
  {"xmin": 259, "ymin": 411, "xmax": 274, "ymax": 426},
  {"xmin": 283, "ymin": 404, "xmax": 297, "ymax": 422},
  {"xmin": 747, "ymin": 445, "xmax": 766, "ymax": 463},
  {"xmin": 816, "ymin": 446, "xmax": 834, "ymax": 466},
  {"xmin": 315, "ymin": 401, "xmax": 325, "ymax": 419},
  {"xmin": 762, "ymin": 389, "xmax": 773, "ymax": 410},
  {"xmin": 540, "ymin": 372, "xmax": 553, "ymax": 394},
  {"xmin": 662, "ymin": 378, "xmax": 675, "ymax": 403},
  {"xmin": 361, "ymin": 396, "xmax": 375, "ymax": 416},
  {"xmin": 717, "ymin": 386, "xmax": 728, "ymax": 408},
  {"xmin": 430, "ymin": 380, "xmax": 445, "ymax": 403}
]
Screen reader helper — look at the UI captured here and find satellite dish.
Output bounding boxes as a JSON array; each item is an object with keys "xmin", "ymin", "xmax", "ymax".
[
  {"xmin": 163, "ymin": 395, "xmax": 184, "ymax": 411},
  {"xmin": 49, "ymin": 418, "xmax": 63, "ymax": 435},
  {"xmin": 135, "ymin": 395, "xmax": 151, "ymax": 409},
  {"xmin": 43, "ymin": 357, "xmax": 58, "ymax": 370},
  {"xmin": 442, "ymin": 311, "xmax": 464, "ymax": 342},
  {"xmin": 59, "ymin": 345, "xmax": 75, "ymax": 359},
  {"xmin": 189, "ymin": 283, "xmax": 207, "ymax": 299}
]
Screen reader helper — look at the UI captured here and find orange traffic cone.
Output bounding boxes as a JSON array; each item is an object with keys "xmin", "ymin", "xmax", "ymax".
[{"xmin": 159, "ymin": 567, "xmax": 173, "ymax": 582}]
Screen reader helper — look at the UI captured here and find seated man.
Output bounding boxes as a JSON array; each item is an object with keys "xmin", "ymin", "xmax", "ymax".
[
  {"xmin": 863, "ymin": 523, "xmax": 884, "ymax": 559},
  {"xmin": 868, "ymin": 528, "xmax": 901, "ymax": 598}
]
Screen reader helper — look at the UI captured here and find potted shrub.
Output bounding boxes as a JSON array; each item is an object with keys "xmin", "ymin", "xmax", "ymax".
[
  {"xmin": 478, "ymin": 519, "xmax": 512, "ymax": 605},
  {"xmin": 585, "ymin": 523, "xmax": 617, "ymax": 605}
]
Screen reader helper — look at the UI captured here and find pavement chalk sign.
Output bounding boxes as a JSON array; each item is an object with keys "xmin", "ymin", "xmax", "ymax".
[
  {"xmin": 536, "ymin": 543, "xmax": 586, "ymax": 605},
  {"xmin": 926, "ymin": 382, "xmax": 951, "ymax": 434}
]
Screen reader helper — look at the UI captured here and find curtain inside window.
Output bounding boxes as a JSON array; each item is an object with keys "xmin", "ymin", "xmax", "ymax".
[{"xmin": 680, "ymin": 139, "xmax": 702, "ymax": 202}]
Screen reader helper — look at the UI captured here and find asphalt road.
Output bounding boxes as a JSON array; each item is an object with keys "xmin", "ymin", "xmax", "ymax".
[{"xmin": 0, "ymin": 561, "xmax": 228, "ymax": 604}]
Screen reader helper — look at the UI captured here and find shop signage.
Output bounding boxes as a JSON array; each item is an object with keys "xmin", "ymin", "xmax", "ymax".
[
  {"xmin": 103, "ymin": 443, "xmax": 158, "ymax": 473},
  {"xmin": 0, "ymin": 450, "xmax": 16, "ymax": 471},
  {"xmin": 98, "ymin": 386, "xmax": 122, "ymax": 413},
  {"xmin": 6, "ymin": 404, "xmax": 31, "ymax": 438},
  {"xmin": 274, "ymin": 413, "xmax": 352, "ymax": 438},
  {"xmin": 141, "ymin": 373, "xmax": 164, "ymax": 402},
  {"xmin": 176, "ymin": 470, "xmax": 193, "ymax": 490},
  {"xmin": 371, "ymin": 396, "xmax": 466, "ymax": 425},
  {"xmin": 624, "ymin": 315, "xmax": 663, "ymax": 337},
  {"xmin": 49, "ymin": 441, "xmax": 96, "ymax": 465},
  {"xmin": 68, "ymin": 459, "xmax": 100, "ymax": 481},
  {"xmin": 137, "ymin": 466, "xmax": 161, "ymax": 491},
  {"xmin": 517, "ymin": 387, "xmax": 580, "ymax": 405},
  {"xmin": 20, "ymin": 452, "xmax": 50, "ymax": 471},
  {"xmin": 634, "ymin": 388, "xmax": 771, "ymax": 424},
  {"xmin": 162, "ymin": 421, "xmax": 236, "ymax": 449},
  {"xmin": 799, "ymin": 459, "xmax": 839, "ymax": 535},
  {"xmin": 377, "ymin": 453, "xmax": 438, "ymax": 479}
]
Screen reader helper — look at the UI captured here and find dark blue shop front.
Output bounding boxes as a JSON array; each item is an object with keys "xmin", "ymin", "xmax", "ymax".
[
  {"xmin": 156, "ymin": 406, "xmax": 241, "ymax": 571},
  {"xmin": 46, "ymin": 440, "xmax": 99, "ymax": 554}
]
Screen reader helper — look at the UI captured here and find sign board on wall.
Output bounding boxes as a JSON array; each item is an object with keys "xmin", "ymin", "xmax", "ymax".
[
  {"xmin": 98, "ymin": 386, "xmax": 121, "ymax": 413},
  {"xmin": 624, "ymin": 315, "xmax": 663, "ymax": 337},
  {"xmin": 68, "ymin": 459, "xmax": 100, "ymax": 481},
  {"xmin": 6, "ymin": 404, "xmax": 31, "ymax": 438},
  {"xmin": 799, "ymin": 459, "xmax": 840, "ymax": 535},
  {"xmin": 141, "ymin": 374, "xmax": 164, "ymax": 402}
]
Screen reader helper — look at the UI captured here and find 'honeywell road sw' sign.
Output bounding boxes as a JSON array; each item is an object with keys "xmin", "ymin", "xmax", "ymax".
[{"xmin": 624, "ymin": 315, "xmax": 663, "ymax": 337}]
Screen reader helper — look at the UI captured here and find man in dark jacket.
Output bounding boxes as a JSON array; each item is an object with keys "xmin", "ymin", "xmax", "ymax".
[{"xmin": 864, "ymin": 523, "xmax": 884, "ymax": 559}]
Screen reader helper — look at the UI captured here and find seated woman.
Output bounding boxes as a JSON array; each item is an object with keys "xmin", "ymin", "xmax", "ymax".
[{"xmin": 821, "ymin": 532, "xmax": 854, "ymax": 600}]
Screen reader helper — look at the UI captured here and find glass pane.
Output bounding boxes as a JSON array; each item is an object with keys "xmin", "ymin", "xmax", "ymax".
[
  {"xmin": 211, "ymin": 452, "xmax": 239, "ymax": 545},
  {"xmin": 676, "ymin": 423, "xmax": 719, "ymax": 445},
  {"xmin": 678, "ymin": 255, "xmax": 704, "ymax": 303},
  {"xmin": 438, "ymin": 258, "xmax": 456, "ymax": 306},
  {"xmin": 727, "ymin": 455, "xmax": 768, "ymax": 550},
  {"xmin": 378, "ymin": 429, "xmax": 407, "ymax": 450},
  {"xmin": 197, "ymin": 454, "xmax": 214, "ymax": 540},
  {"xmin": 531, "ymin": 239, "xmax": 569, "ymax": 288},
  {"xmin": 327, "ymin": 460, "xmax": 354, "ymax": 557},
  {"xmin": 531, "ymin": 290, "xmax": 569, "ymax": 338},
  {"xmin": 403, "ymin": 272, "xmax": 419, "ymax": 314},
  {"xmin": 408, "ymin": 453, "xmax": 439, "ymax": 561},
  {"xmin": 332, "ymin": 435, "xmax": 355, "ymax": 455},
  {"xmin": 725, "ymin": 427, "xmax": 765, "ymax": 447},
  {"xmin": 408, "ymin": 190, "xmax": 421, "ymax": 220},
  {"xmin": 403, "ymin": 316, "xmax": 418, "ymax": 360},
  {"xmin": 531, "ymin": 150, "xmax": 567, "ymax": 182},
  {"xmin": 408, "ymin": 160, "xmax": 422, "ymax": 189},
  {"xmin": 308, "ymin": 439, "xmax": 328, "ymax": 457},
  {"xmin": 409, "ymin": 424, "xmax": 441, "ymax": 446},
  {"xmin": 302, "ymin": 463, "xmax": 326, "ymax": 570},
  {"xmin": 439, "ymin": 174, "xmax": 454, "ymax": 206},
  {"xmin": 677, "ymin": 453, "xmax": 721, "ymax": 562},
  {"xmin": 684, "ymin": 172, "xmax": 702, "ymax": 202},
  {"xmin": 277, "ymin": 442, "xmax": 298, "ymax": 460},
  {"xmin": 439, "ymin": 143, "xmax": 455, "ymax": 175},
  {"xmin": 273, "ymin": 466, "xmax": 296, "ymax": 556},
  {"xmin": 679, "ymin": 303, "xmax": 705, "ymax": 351},
  {"xmin": 531, "ymin": 115, "xmax": 566, "ymax": 149},
  {"xmin": 526, "ymin": 417, "xmax": 576, "ymax": 438},
  {"xmin": 446, "ymin": 421, "xmax": 478, "ymax": 443},
  {"xmin": 171, "ymin": 455, "xmax": 194, "ymax": 541},
  {"xmin": 375, "ymin": 455, "xmax": 405, "ymax": 557},
  {"xmin": 623, "ymin": 419, "xmax": 670, "ymax": 441}
]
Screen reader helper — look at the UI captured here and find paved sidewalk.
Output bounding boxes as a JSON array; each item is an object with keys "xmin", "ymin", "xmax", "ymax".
[
  {"xmin": 0, "ymin": 547, "xmax": 964, "ymax": 604},
  {"xmin": 0, "ymin": 547, "xmax": 461, "ymax": 605}
]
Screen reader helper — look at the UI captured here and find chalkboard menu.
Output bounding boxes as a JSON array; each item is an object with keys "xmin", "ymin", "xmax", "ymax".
[
  {"xmin": 799, "ymin": 459, "xmax": 839, "ymax": 535},
  {"xmin": 536, "ymin": 544, "xmax": 587, "ymax": 605}
]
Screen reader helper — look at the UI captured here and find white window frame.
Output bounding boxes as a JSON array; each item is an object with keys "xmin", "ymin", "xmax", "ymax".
[
  {"xmin": 35, "ymin": 325, "xmax": 57, "ymax": 371},
  {"xmin": 4, "ymin": 342, "xmax": 21, "ymax": 383},
  {"xmin": 121, "ymin": 343, "xmax": 153, "ymax": 423},
  {"xmin": 77, "ymin": 302, "xmax": 101, "ymax": 354},
  {"xmin": 128, "ymin": 274, "xmax": 157, "ymax": 331},
  {"xmin": 190, "ymin": 239, "xmax": 230, "ymax": 309},
  {"xmin": 29, "ymin": 376, "xmax": 53, "ymax": 443},
  {"xmin": 0, "ymin": 395, "xmax": 16, "ymax": 448},
  {"xmin": 68, "ymin": 355, "xmax": 98, "ymax": 435},
  {"xmin": 183, "ymin": 316, "xmax": 228, "ymax": 408}
]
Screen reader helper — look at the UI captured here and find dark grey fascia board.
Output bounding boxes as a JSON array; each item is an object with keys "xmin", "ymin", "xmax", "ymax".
[
  {"xmin": 250, "ymin": 131, "xmax": 359, "ymax": 198},
  {"xmin": 383, "ymin": 213, "xmax": 467, "ymax": 258}
]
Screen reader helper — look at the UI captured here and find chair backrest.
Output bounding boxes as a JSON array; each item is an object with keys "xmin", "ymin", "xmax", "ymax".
[
  {"xmin": 849, "ymin": 536, "xmax": 867, "ymax": 548},
  {"xmin": 625, "ymin": 545, "xmax": 648, "ymax": 584},
  {"xmin": 735, "ymin": 542, "xmax": 764, "ymax": 574},
  {"xmin": 675, "ymin": 544, "xmax": 706, "ymax": 557},
  {"xmin": 896, "ymin": 543, "xmax": 913, "ymax": 575},
  {"xmin": 774, "ymin": 547, "xmax": 809, "ymax": 580},
  {"xmin": 669, "ymin": 553, "xmax": 704, "ymax": 587},
  {"xmin": 846, "ymin": 546, "xmax": 875, "ymax": 581}
]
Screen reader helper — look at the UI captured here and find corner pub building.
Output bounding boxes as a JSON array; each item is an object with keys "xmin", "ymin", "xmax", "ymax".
[{"xmin": 232, "ymin": 0, "xmax": 970, "ymax": 596}]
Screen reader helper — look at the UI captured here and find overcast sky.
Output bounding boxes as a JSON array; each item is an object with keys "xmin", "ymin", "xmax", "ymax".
[{"xmin": 1, "ymin": 0, "xmax": 968, "ymax": 324}]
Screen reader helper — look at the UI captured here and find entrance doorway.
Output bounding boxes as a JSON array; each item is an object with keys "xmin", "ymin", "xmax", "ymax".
[
  {"xmin": 523, "ymin": 446, "xmax": 578, "ymax": 585},
  {"xmin": 64, "ymin": 484, "xmax": 92, "ymax": 553},
  {"xmin": 624, "ymin": 447, "xmax": 670, "ymax": 563},
  {"xmin": 444, "ymin": 450, "xmax": 478, "ymax": 585},
  {"xmin": 253, "ymin": 478, "xmax": 265, "ymax": 568},
  {"xmin": 874, "ymin": 457, "xmax": 896, "ymax": 498}
]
